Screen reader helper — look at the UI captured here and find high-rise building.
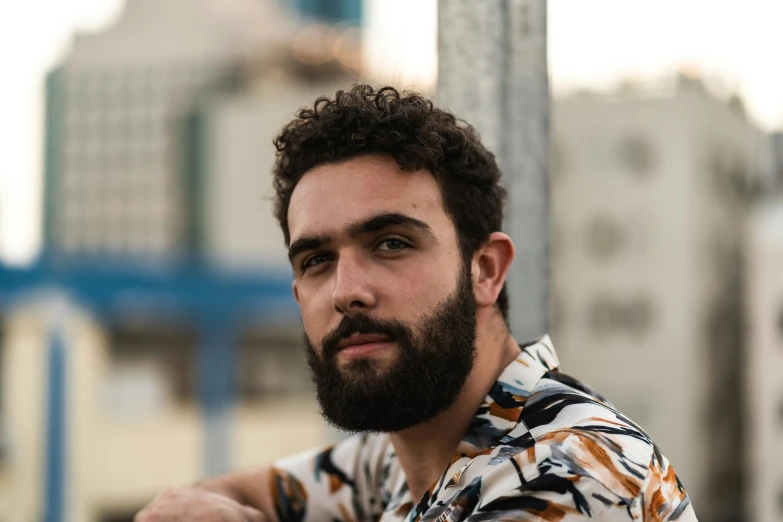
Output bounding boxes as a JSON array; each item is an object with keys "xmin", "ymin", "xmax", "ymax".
[
  {"xmin": 43, "ymin": 0, "xmax": 293, "ymax": 261},
  {"xmin": 745, "ymin": 201, "xmax": 783, "ymax": 522},
  {"xmin": 198, "ymin": 74, "xmax": 352, "ymax": 271},
  {"xmin": 550, "ymin": 75, "xmax": 766, "ymax": 522},
  {"xmin": 42, "ymin": 0, "xmax": 362, "ymax": 265}
]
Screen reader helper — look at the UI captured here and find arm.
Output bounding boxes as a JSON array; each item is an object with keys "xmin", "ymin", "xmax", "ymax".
[
  {"xmin": 196, "ymin": 466, "xmax": 279, "ymax": 520},
  {"xmin": 136, "ymin": 436, "xmax": 376, "ymax": 522},
  {"xmin": 134, "ymin": 467, "xmax": 278, "ymax": 522}
]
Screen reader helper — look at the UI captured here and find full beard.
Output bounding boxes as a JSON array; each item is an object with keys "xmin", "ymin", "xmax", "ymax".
[{"xmin": 304, "ymin": 265, "xmax": 477, "ymax": 433}]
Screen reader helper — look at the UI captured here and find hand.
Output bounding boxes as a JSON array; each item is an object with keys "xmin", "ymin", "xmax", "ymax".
[{"xmin": 135, "ymin": 487, "xmax": 266, "ymax": 522}]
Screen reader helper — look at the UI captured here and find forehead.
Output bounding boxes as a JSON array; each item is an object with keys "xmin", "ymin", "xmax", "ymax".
[{"xmin": 288, "ymin": 155, "xmax": 450, "ymax": 239}]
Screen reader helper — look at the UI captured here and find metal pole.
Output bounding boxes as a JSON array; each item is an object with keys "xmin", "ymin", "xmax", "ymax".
[
  {"xmin": 44, "ymin": 328, "xmax": 67, "ymax": 522},
  {"xmin": 437, "ymin": 0, "xmax": 549, "ymax": 340},
  {"xmin": 199, "ymin": 314, "xmax": 235, "ymax": 476}
]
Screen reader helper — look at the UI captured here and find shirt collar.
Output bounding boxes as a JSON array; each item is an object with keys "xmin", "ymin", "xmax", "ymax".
[{"xmin": 457, "ymin": 334, "xmax": 559, "ymax": 455}]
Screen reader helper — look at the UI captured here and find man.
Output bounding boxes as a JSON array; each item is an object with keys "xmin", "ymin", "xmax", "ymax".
[{"xmin": 136, "ymin": 85, "xmax": 697, "ymax": 521}]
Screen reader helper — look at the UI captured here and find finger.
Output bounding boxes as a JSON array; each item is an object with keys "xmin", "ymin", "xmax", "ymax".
[{"xmin": 242, "ymin": 505, "xmax": 266, "ymax": 522}]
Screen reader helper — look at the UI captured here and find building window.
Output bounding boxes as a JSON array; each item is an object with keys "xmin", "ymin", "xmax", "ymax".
[
  {"xmin": 104, "ymin": 325, "xmax": 197, "ymax": 416},
  {"xmin": 590, "ymin": 298, "xmax": 615, "ymax": 333},
  {"xmin": 590, "ymin": 295, "xmax": 653, "ymax": 337},
  {"xmin": 237, "ymin": 331, "xmax": 312, "ymax": 401},
  {"xmin": 708, "ymin": 149, "xmax": 746, "ymax": 199},
  {"xmin": 617, "ymin": 134, "xmax": 655, "ymax": 177},
  {"xmin": 586, "ymin": 217, "xmax": 624, "ymax": 259}
]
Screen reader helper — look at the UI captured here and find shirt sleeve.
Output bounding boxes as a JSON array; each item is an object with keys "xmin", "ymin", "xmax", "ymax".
[
  {"xmin": 462, "ymin": 473, "xmax": 643, "ymax": 521},
  {"xmin": 270, "ymin": 434, "xmax": 391, "ymax": 522},
  {"xmin": 462, "ymin": 471, "xmax": 696, "ymax": 521},
  {"xmin": 637, "ymin": 448, "xmax": 698, "ymax": 522},
  {"xmin": 458, "ymin": 450, "xmax": 698, "ymax": 522},
  {"xmin": 452, "ymin": 426, "xmax": 698, "ymax": 522}
]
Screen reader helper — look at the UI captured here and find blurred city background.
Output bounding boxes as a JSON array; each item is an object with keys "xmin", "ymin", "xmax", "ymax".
[{"xmin": 0, "ymin": 1, "xmax": 782, "ymax": 521}]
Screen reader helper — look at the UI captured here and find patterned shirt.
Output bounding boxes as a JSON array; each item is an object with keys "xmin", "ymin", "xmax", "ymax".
[{"xmin": 270, "ymin": 335, "xmax": 697, "ymax": 521}]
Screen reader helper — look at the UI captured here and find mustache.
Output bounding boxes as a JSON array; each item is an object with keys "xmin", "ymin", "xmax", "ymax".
[{"xmin": 321, "ymin": 313, "xmax": 412, "ymax": 356}]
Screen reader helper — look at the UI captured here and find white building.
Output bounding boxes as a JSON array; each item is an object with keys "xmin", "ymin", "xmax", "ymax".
[
  {"xmin": 551, "ymin": 76, "xmax": 765, "ymax": 521},
  {"xmin": 43, "ymin": 0, "xmax": 363, "ymax": 267},
  {"xmin": 198, "ymin": 72, "xmax": 356, "ymax": 272},
  {"xmin": 745, "ymin": 201, "xmax": 783, "ymax": 522},
  {"xmin": 43, "ymin": 0, "xmax": 295, "ymax": 260}
]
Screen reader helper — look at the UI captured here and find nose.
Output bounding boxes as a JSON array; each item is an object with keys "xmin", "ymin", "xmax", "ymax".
[{"xmin": 331, "ymin": 251, "xmax": 377, "ymax": 315}]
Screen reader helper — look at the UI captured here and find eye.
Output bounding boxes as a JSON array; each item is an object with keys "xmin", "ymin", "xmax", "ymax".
[
  {"xmin": 301, "ymin": 252, "xmax": 332, "ymax": 271},
  {"xmin": 376, "ymin": 238, "xmax": 410, "ymax": 252}
]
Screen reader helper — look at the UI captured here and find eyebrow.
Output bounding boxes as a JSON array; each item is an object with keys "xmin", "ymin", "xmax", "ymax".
[
  {"xmin": 347, "ymin": 211, "xmax": 436, "ymax": 239},
  {"xmin": 287, "ymin": 211, "xmax": 436, "ymax": 264},
  {"xmin": 287, "ymin": 234, "xmax": 332, "ymax": 264}
]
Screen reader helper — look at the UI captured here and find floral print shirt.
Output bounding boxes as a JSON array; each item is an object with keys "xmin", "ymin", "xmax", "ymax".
[{"xmin": 270, "ymin": 335, "xmax": 697, "ymax": 521}]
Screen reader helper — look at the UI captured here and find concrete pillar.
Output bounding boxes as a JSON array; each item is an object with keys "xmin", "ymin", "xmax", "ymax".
[{"xmin": 437, "ymin": 0, "xmax": 549, "ymax": 340}]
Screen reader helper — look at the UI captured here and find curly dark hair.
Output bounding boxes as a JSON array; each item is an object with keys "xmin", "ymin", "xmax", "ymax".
[{"xmin": 272, "ymin": 84, "xmax": 509, "ymax": 322}]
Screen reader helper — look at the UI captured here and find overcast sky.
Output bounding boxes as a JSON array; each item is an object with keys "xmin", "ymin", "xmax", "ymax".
[{"xmin": 2, "ymin": 0, "xmax": 782, "ymax": 264}]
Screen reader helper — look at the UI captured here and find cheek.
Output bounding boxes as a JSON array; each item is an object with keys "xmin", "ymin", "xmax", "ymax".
[
  {"xmin": 298, "ymin": 282, "xmax": 336, "ymax": 342},
  {"xmin": 386, "ymin": 258, "xmax": 459, "ymax": 309}
]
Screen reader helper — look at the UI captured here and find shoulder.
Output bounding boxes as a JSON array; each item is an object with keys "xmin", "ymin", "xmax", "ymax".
[
  {"xmin": 475, "ymin": 370, "xmax": 693, "ymax": 519},
  {"xmin": 522, "ymin": 370, "xmax": 651, "ymax": 448},
  {"xmin": 271, "ymin": 433, "xmax": 395, "ymax": 522},
  {"xmin": 519, "ymin": 370, "xmax": 655, "ymax": 497}
]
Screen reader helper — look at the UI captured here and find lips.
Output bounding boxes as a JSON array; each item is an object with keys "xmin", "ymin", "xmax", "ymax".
[{"xmin": 337, "ymin": 333, "xmax": 393, "ymax": 351}]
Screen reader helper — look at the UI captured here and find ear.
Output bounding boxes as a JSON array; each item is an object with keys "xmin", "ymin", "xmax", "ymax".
[
  {"xmin": 292, "ymin": 280, "xmax": 300, "ymax": 304},
  {"xmin": 471, "ymin": 232, "xmax": 515, "ymax": 311}
]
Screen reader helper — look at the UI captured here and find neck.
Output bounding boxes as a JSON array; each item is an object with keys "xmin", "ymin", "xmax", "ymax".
[{"xmin": 388, "ymin": 311, "xmax": 520, "ymax": 503}]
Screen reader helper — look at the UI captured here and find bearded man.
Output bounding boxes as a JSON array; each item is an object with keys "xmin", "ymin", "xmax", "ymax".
[{"xmin": 136, "ymin": 85, "xmax": 697, "ymax": 522}]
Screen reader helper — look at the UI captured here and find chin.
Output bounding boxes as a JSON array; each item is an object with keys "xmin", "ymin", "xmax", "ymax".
[{"xmin": 339, "ymin": 357, "xmax": 393, "ymax": 381}]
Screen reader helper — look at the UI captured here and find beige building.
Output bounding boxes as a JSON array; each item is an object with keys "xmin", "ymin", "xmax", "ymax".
[
  {"xmin": 10, "ymin": 1, "xmax": 365, "ymax": 519},
  {"xmin": 745, "ymin": 201, "xmax": 783, "ymax": 522},
  {"xmin": 551, "ymin": 76, "xmax": 765, "ymax": 521},
  {"xmin": 0, "ymin": 295, "xmax": 323, "ymax": 522}
]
